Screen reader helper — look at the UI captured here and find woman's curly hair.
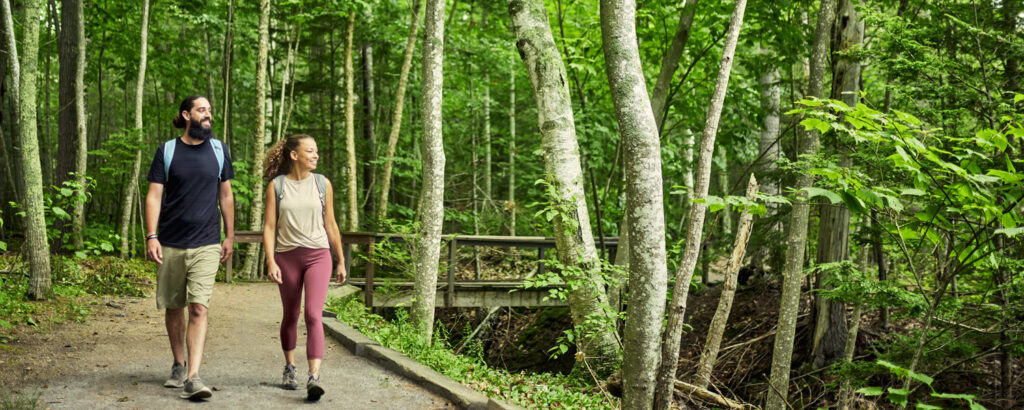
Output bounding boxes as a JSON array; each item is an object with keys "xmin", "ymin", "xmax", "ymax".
[{"xmin": 263, "ymin": 134, "xmax": 313, "ymax": 179}]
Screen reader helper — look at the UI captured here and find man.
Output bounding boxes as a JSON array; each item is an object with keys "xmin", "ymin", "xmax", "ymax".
[{"xmin": 145, "ymin": 95, "xmax": 234, "ymax": 400}]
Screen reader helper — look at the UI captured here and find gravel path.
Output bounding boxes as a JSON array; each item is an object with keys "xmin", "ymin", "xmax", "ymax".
[{"xmin": 0, "ymin": 281, "xmax": 450, "ymax": 409}]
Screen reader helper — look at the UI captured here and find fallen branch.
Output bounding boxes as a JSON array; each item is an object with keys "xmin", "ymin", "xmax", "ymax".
[{"xmin": 673, "ymin": 380, "xmax": 746, "ymax": 409}]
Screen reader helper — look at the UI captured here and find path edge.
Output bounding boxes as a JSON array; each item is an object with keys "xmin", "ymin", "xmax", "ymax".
[{"xmin": 322, "ymin": 312, "xmax": 522, "ymax": 410}]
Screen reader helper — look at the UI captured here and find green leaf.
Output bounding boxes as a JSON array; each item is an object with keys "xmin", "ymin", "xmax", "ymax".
[
  {"xmin": 52, "ymin": 206, "xmax": 70, "ymax": 220},
  {"xmin": 856, "ymin": 387, "xmax": 884, "ymax": 396},
  {"xmin": 969, "ymin": 402, "xmax": 988, "ymax": 410},
  {"xmin": 995, "ymin": 226, "xmax": 1024, "ymax": 238},
  {"xmin": 915, "ymin": 403, "xmax": 942, "ymax": 410},
  {"xmin": 841, "ymin": 191, "xmax": 867, "ymax": 214},
  {"xmin": 908, "ymin": 370, "xmax": 934, "ymax": 386},
  {"xmin": 900, "ymin": 188, "xmax": 926, "ymax": 196},
  {"xmin": 803, "ymin": 187, "xmax": 843, "ymax": 204},
  {"xmin": 932, "ymin": 393, "xmax": 976, "ymax": 400},
  {"xmin": 1015, "ymin": 93, "xmax": 1024, "ymax": 104},
  {"xmin": 1001, "ymin": 213, "xmax": 1017, "ymax": 229},
  {"xmin": 800, "ymin": 118, "xmax": 831, "ymax": 134}
]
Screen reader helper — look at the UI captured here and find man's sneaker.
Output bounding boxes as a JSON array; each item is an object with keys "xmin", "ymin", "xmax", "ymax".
[
  {"xmin": 163, "ymin": 362, "xmax": 186, "ymax": 388},
  {"xmin": 180, "ymin": 376, "xmax": 213, "ymax": 400},
  {"xmin": 282, "ymin": 364, "xmax": 298, "ymax": 390},
  {"xmin": 306, "ymin": 374, "xmax": 324, "ymax": 402}
]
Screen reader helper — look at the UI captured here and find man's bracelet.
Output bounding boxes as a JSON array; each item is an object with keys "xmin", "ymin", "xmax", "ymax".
[{"xmin": 146, "ymin": 234, "xmax": 158, "ymax": 240}]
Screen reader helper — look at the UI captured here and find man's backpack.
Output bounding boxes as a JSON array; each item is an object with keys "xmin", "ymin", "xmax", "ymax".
[
  {"xmin": 273, "ymin": 173, "xmax": 327, "ymax": 220},
  {"xmin": 162, "ymin": 138, "xmax": 226, "ymax": 182}
]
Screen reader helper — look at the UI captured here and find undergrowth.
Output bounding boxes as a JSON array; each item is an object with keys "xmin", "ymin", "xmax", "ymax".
[
  {"xmin": 326, "ymin": 296, "xmax": 617, "ymax": 409},
  {"xmin": 0, "ymin": 255, "xmax": 153, "ymax": 339}
]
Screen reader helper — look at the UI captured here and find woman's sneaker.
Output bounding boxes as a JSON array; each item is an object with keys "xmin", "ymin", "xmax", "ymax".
[
  {"xmin": 282, "ymin": 364, "xmax": 298, "ymax": 390},
  {"xmin": 180, "ymin": 376, "xmax": 213, "ymax": 400},
  {"xmin": 306, "ymin": 374, "xmax": 324, "ymax": 402},
  {"xmin": 163, "ymin": 362, "xmax": 186, "ymax": 388}
]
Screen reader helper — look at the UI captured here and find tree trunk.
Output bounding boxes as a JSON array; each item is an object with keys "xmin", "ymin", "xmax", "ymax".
[
  {"xmin": 601, "ymin": 0, "xmax": 669, "ymax": 405},
  {"xmin": 650, "ymin": 0, "xmax": 698, "ymax": 134},
  {"xmin": 717, "ymin": 148, "xmax": 731, "ymax": 236},
  {"xmin": 483, "ymin": 74, "xmax": 491, "ymax": 204},
  {"xmin": 811, "ymin": 0, "xmax": 863, "ymax": 370},
  {"xmin": 240, "ymin": 0, "xmax": 270, "ymax": 280},
  {"xmin": 5, "ymin": 0, "xmax": 52, "ymax": 299},
  {"xmin": 56, "ymin": 0, "xmax": 87, "ymax": 249},
  {"xmin": 376, "ymin": 0, "xmax": 423, "ymax": 223},
  {"xmin": 694, "ymin": 174, "xmax": 758, "ymax": 389},
  {"xmin": 274, "ymin": 25, "xmax": 296, "ymax": 142},
  {"xmin": 411, "ymin": 0, "xmax": 445, "ymax": 344},
  {"xmin": 677, "ymin": 129, "xmax": 695, "ymax": 234},
  {"xmin": 765, "ymin": 0, "xmax": 837, "ymax": 408},
  {"xmin": 220, "ymin": 0, "xmax": 234, "ymax": 144},
  {"xmin": 119, "ymin": 0, "xmax": 149, "ymax": 258},
  {"xmin": 655, "ymin": 1, "xmax": 747, "ymax": 408},
  {"xmin": 362, "ymin": 36, "xmax": 376, "ymax": 222},
  {"xmin": 507, "ymin": 0, "xmax": 622, "ymax": 377},
  {"xmin": 344, "ymin": 12, "xmax": 358, "ymax": 231},
  {"xmin": 508, "ymin": 50, "xmax": 516, "ymax": 236}
]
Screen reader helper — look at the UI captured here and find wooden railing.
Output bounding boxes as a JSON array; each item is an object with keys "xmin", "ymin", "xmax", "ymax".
[{"xmin": 229, "ymin": 231, "xmax": 618, "ymax": 308}]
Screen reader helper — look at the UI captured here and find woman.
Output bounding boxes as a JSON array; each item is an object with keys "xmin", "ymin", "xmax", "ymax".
[{"xmin": 262, "ymin": 135, "xmax": 346, "ymax": 401}]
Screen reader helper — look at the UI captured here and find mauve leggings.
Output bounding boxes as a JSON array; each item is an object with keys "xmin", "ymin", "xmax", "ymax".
[{"xmin": 274, "ymin": 247, "xmax": 332, "ymax": 359}]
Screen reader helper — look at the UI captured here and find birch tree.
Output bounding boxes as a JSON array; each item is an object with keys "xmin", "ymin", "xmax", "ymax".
[
  {"xmin": 694, "ymin": 175, "xmax": 758, "ymax": 389},
  {"xmin": 655, "ymin": 0, "xmax": 747, "ymax": 407},
  {"xmin": 508, "ymin": 50, "xmax": 516, "ymax": 236},
  {"xmin": 241, "ymin": 0, "xmax": 271, "ymax": 279},
  {"xmin": 220, "ymin": 0, "xmax": 234, "ymax": 143},
  {"xmin": 601, "ymin": 0, "xmax": 668, "ymax": 406},
  {"xmin": 410, "ymin": 0, "xmax": 445, "ymax": 344},
  {"xmin": 119, "ymin": 0, "xmax": 150, "ymax": 258},
  {"xmin": 3, "ymin": 0, "xmax": 52, "ymax": 298},
  {"xmin": 650, "ymin": 0, "xmax": 699, "ymax": 134},
  {"xmin": 765, "ymin": 0, "xmax": 837, "ymax": 408},
  {"xmin": 377, "ymin": 0, "xmax": 423, "ymax": 222},
  {"xmin": 506, "ymin": 0, "xmax": 620, "ymax": 377},
  {"xmin": 344, "ymin": 12, "xmax": 358, "ymax": 231}
]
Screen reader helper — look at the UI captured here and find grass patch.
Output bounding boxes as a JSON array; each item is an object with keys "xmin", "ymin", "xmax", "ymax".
[
  {"xmin": 326, "ymin": 297, "xmax": 617, "ymax": 409},
  {"xmin": 0, "ymin": 255, "xmax": 154, "ymax": 339}
]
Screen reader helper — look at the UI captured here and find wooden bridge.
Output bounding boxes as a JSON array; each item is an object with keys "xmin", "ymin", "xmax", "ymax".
[{"xmin": 230, "ymin": 231, "xmax": 618, "ymax": 308}]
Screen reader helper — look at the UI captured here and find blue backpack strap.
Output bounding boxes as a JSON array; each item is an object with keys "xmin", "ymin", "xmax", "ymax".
[
  {"xmin": 210, "ymin": 138, "xmax": 225, "ymax": 181},
  {"xmin": 162, "ymin": 139, "xmax": 177, "ymax": 182},
  {"xmin": 313, "ymin": 173, "xmax": 327, "ymax": 216}
]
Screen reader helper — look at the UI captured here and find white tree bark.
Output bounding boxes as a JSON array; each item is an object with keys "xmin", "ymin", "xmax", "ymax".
[
  {"xmin": 508, "ymin": 50, "xmax": 516, "ymax": 236},
  {"xmin": 601, "ymin": 0, "xmax": 669, "ymax": 407},
  {"xmin": 694, "ymin": 175, "xmax": 758, "ymax": 389},
  {"xmin": 119, "ymin": 0, "xmax": 150, "ymax": 258},
  {"xmin": 650, "ymin": 0, "xmax": 699, "ymax": 134},
  {"xmin": 655, "ymin": 0, "xmax": 747, "ymax": 408},
  {"xmin": 507, "ymin": 0, "xmax": 621, "ymax": 376},
  {"xmin": 765, "ymin": 0, "xmax": 837, "ymax": 408},
  {"xmin": 345, "ymin": 12, "xmax": 358, "ymax": 231},
  {"xmin": 377, "ymin": 0, "xmax": 423, "ymax": 222},
  {"xmin": 5, "ymin": 0, "xmax": 52, "ymax": 298},
  {"xmin": 241, "ymin": 0, "xmax": 271, "ymax": 280},
  {"xmin": 410, "ymin": 0, "xmax": 446, "ymax": 344}
]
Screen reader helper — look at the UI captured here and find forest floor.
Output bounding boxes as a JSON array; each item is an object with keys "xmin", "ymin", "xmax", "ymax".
[{"xmin": 0, "ymin": 281, "xmax": 450, "ymax": 409}]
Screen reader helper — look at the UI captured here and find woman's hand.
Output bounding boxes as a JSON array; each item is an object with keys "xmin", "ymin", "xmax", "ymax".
[
  {"xmin": 267, "ymin": 263, "xmax": 283, "ymax": 285},
  {"xmin": 335, "ymin": 261, "xmax": 347, "ymax": 284}
]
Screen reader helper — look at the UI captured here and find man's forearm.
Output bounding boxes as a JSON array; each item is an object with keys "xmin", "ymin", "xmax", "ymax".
[{"xmin": 221, "ymin": 197, "xmax": 235, "ymax": 237}]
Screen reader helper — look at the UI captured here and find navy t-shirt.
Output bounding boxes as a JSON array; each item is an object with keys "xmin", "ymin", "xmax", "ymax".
[{"xmin": 146, "ymin": 138, "xmax": 235, "ymax": 249}]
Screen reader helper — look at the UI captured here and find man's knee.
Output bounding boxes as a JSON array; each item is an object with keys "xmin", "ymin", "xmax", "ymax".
[{"xmin": 188, "ymin": 303, "xmax": 208, "ymax": 318}]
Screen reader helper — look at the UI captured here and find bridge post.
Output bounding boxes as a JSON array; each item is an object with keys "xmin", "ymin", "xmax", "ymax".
[
  {"xmin": 447, "ymin": 238, "xmax": 456, "ymax": 307},
  {"xmin": 538, "ymin": 247, "xmax": 546, "ymax": 277},
  {"xmin": 365, "ymin": 237, "xmax": 375, "ymax": 308}
]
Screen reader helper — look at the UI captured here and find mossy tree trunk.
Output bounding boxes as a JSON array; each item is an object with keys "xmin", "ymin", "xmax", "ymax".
[
  {"xmin": 600, "ymin": 0, "xmax": 669, "ymax": 405},
  {"xmin": 410, "ymin": 0, "xmax": 446, "ymax": 344},
  {"xmin": 655, "ymin": 0, "xmax": 747, "ymax": 408},
  {"xmin": 507, "ymin": 0, "xmax": 621, "ymax": 378},
  {"xmin": 241, "ymin": 0, "xmax": 270, "ymax": 280},
  {"xmin": 119, "ymin": 0, "xmax": 149, "ymax": 258}
]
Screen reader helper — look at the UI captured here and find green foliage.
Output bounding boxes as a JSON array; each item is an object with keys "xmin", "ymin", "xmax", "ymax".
[
  {"xmin": 855, "ymin": 360, "xmax": 987, "ymax": 410},
  {"xmin": 325, "ymin": 297, "xmax": 617, "ymax": 409}
]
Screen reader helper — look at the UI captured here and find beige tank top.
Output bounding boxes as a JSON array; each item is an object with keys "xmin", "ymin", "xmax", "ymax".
[{"xmin": 275, "ymin": 175, "xmax": 330, "ymax": 252}]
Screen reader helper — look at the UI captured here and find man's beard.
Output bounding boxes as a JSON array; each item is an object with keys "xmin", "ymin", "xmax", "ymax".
[{"xmin": 187, "ymin": 116, "xmax": 214, "ymax": 141}]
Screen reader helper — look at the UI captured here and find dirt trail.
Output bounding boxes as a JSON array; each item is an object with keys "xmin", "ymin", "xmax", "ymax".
[{"xmin": 0, "ymin": 282, "xmax": 450, "ymax": 409}]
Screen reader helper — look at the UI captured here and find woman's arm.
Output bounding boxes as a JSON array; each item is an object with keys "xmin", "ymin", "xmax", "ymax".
[
  {"xmin": 263, "ymin": 180, "xmax": 283, "ymax": 284},
  {"xmin": 323, "ymin": 179, "xmax": 347, "ymax": 283}
]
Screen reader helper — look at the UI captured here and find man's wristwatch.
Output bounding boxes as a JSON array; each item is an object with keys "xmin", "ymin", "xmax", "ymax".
[{"xmin": 146, "ymin": 233, "xmax": 158, "ymax": 240}]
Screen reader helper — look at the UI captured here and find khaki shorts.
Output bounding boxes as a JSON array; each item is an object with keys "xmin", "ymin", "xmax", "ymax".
[{"xmin": 156, "ymin": 244, "xmax": 221, "ymax": 309}]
